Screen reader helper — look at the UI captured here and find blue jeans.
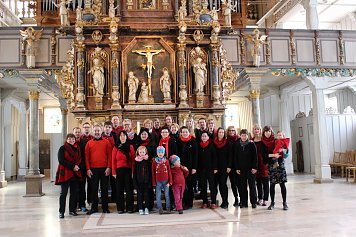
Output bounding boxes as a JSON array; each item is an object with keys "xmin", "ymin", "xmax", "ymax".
[{"xmin": 156, "ymin": 180, "xmax": 170, "ymax": 209}]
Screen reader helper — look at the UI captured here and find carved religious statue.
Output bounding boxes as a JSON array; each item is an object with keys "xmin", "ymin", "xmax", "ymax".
[
  {"xmin": 138, "ymin": 81, "xmax": 149, "ymax": 103},
  {"xmin": 132, "ymin": 46, "xmax": 165, "ymax": 79},
  {"xmin": 160, "ymin": 68, "xmax": 171, "ymax": 101},
  {"xmin": 222, "ymin": 0, "xmax": 237, "ymax": 27},
  {"xmin": 244, "ymin": 28, "xmax": 268, "ymax": 67},
  {"xmin": 128, "ymin": 71, "xmax": 139, "ymax": 102},
  {"xmin": 192, "ymin": 57, "xmax": 207, "ymax": 93},
  {"xmin": 53, "ymin": 0, "xmax": 71, "ymax": 26},
  {"xmin": 108, "ymin": 0, "xmax": 119, "ymax": 19},
  {"xmin": 178, "ymin": 5, "xmax": 187, "ymax": 22},
  {"xmin": 76, "ymin": 7, "xmax": 82, "ymax": 22},
  {"xmin": 88, "ymin": 57, "xmax": 105, "ymax": 96},
  {"xmin": 19, "ymin": 27, "xmax": 43, "ymax": 68}
]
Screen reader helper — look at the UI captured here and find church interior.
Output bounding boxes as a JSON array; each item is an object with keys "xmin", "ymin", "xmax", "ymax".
[{"xmin": 1, "ymin": 0, "xmax": 356, "ymax": 236}]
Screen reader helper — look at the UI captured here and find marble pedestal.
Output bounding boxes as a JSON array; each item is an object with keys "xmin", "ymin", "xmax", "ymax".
[{"xmin": 23, "ymin": 174, "xmax": 45, "ymax": 197}]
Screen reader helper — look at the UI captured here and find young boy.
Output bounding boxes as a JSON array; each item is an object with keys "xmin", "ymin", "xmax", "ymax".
[
  {"xmin": 152, "ymin": 146, "xmax": 172, "ymax": 214},
  {"xmin": 169, "ymin": 155, "xmax": 189, "ymax": 214}
]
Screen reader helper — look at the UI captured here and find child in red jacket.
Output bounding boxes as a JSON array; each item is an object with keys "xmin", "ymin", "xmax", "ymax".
[
  {"xmin": 272, "ymin": 131, "xmax": 290, "ymax": 169},
  {"xmin": 152, "ymin": 146, "xmax": 172, "ymax": 214},
  {"xmin": 169, "ymin": 155, "xmax": 189, "ymax": 214}
]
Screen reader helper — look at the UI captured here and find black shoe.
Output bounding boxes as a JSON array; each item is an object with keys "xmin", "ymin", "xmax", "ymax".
[
  {"xmin": 127, "ymin": 210, "xmax": 135, "ymax": 214},
  {"xmin": 239, "ymin": 204, "xmax": 247, "ymax": 208},
  {"xmin": 178, "ymin": 210, "xmax": 183, "ymax": 214},
  {"xmin": 117, "ymin": 210, "xmax": 125, "ymax": 214},
  {"xmin": 103, "ymin": 210, "xmax": 110, "ymax": 213},
  {"xmin": 159, "ymin": 208, "xmax": 164, "ymax": 215},
  {"xmin": 220, "ymin": 202, "xmax": 228, "ymax": 209},
  {"xmin": 69, "ymin": 211, "xmax": 78, "ymax": 216},
  {"xmin": 268, "ymin": 202, "xmax": 275, "ymax": 210},
  {"xmin": 233, "ymin": 197, "xmax": 239, "ymax": 207},
  {"xmin": 283, "ymin": 202, "xmax": 288, "ymax": 210},
  {"xmin": 59, "ymin": 213, "xmax": 64, "ymax": 219},
  {"xmin": 252, "ymin": 204, "xmax": 257, "ymax": 208},
  {"xmin": 86, "ymin": 209, "xmax": 97, "ymax": 215}
]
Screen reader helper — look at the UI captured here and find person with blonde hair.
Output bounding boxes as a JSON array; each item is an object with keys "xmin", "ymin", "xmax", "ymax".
[{"xmin": 170, "ymin": 123, "xmax": 180, "ymax": 141}]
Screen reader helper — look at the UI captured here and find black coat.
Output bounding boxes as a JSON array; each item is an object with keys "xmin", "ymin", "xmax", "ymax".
[
  {"xmin": 234, "ymin": 140, "xmax": 258, "ymax": 172},
  {"xmin": 197, "ymin": 142, "xmax": 217, "ymax": 171},
  {"xmin": 177, "ymin": 137, "xmax": 198, "ymax": 171},
  {"xmin": 135, "ymin": 139, "xmax": 157, "ymax": 160},
  {"xmin": 215, "ymin": 142, "xmax": 233, "ymax": 172},
  {"xmin": 159, "ymin": 137, "xmax": 178, "ymax": 158},
  {"xmin": 133, "ymin": 159, "xmax": 151, "ymax": 187}
]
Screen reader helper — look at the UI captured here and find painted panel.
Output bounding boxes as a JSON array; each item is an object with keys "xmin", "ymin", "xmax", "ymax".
[
  {"xmin": 57, "ymin": 38, "xmax": 73, "ymax": 64},
  {"xmin": 37, "ymin": 38, "xmax": 50, "ymax": 63},
  {"xmin": 345, "ymin": 41, "xmax": 356, "ymax": 63},
  {"xmin": 296, "ymin": 39, "xmax": 314, "ymax": 63},
  {"xmin": 320, "ymin": 40, "xmax": 338, "ymax": 63},
  {"xmin": 221, "ymin": 38, "xmax": 239, "ymax": 64},
  {"xmin": 271, "ymin": 39, "xmax": 290, "ymax": 63},
  {"xmin": 0, "ymin": 39, "xmax": 20, "ymax": 64}
]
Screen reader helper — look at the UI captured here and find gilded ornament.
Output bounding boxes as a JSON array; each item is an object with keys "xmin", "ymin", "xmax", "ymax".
[
  {"xmin": 249, "ymin": 89, "xmax": 260, "ymax": 99},
  {"xmin": 29, "ymin": 90, "xmax": 40, "ymax": 100},
  {"xmin": 92, "ymin": 30, "xmax": 103, "ymax": 45}
]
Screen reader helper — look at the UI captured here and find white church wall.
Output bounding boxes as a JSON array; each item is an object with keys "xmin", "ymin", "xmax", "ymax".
[{"xmin": 328, "ymin": 89, "xmax": 356, "ymax": 113}]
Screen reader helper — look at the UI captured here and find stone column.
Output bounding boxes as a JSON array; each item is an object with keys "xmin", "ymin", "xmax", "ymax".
[
  {"xmin": 17, "ymin": 102, "xmax": 28, "ymax": 179},
  {"xmin": 249, "ymin": 89, "xmax": 261, "ymax": 126},
  {"xmin": 279, "ymin": 93, "xmax": 294, "ymax": 174},
  {"xmin": 177, "ymin": 43, "xmax": 188, "ymax": 108},
  {"xmin": 61, "ymin": 108, "xmax": 68, "ymax": 141},
  {"xmin": 0, "ymin": 89, "xmax": 7, "ymax": 188},
  {"xmin": 110, "ymin": 43, "xmax": 121, "ymax": 109},
  {"xmin": 302, "ymin": 0, "xmax": 319, "ymax": 29},
  {"xmin": 75, "ymin": 43, "xmax": 86, "ymax": 110},
  {"xmin": 303, "ymin": 76, "xmax": 332, "ymax": 183},
  {"xmin": 24, "ymin": 90, "xmax": 45, "ymax": 196},
  {"xmin": 210, "ymin": 43, "xmax": 221, "ymax": 107}
]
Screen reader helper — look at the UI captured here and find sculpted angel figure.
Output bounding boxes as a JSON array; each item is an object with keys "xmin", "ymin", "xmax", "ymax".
[
  {"xmin": 19, "ymin": 27, "xmax": 43, "ymax": 68},
  {"xmin": 52, "ymin": 0, "xmax": 71, "ymax": 26},
  {"xmin": 244, "ymin": 28, "xmax": 268, "ymax": 67}
]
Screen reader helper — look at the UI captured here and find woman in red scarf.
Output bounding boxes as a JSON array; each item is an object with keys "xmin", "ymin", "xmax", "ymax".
[
  {"xmin": 213, "ymin": 127, "xmax": 232, "ymax": 209},
  {"xmin": 252, "ymin": 124, "xmax": 269, "ymax": 206},
  {"xmin": 262, "ymin": 126, "xmax": 288, "ymax": 211},
  {"xmin": 177, "ymin": 126, "xmax": 198, "ymax": 209},
  {"xmin": 55, "ymin": 133, "xmax": 82, "ymax": 219},
  {"xmin": 226, "ymin": 126, "xmax": 240, "ymax": 206},
  {"xmin": 198, "ymin": 131, "xmax": 218, "ymax": 209},
  {"xmin": 158, "ymin": 126, "xmax": 177, "ymax": 158}
]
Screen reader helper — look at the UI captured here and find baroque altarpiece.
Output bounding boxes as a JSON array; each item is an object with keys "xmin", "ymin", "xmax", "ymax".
[{"xmin": 53, "ymin": 0, "xmax": 243, "ymax": 126}]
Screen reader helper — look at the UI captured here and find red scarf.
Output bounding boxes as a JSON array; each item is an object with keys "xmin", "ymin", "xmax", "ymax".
[
  {"xmin": 140, "ymin": 138, "xmax": 151, "ymax": 147},
  {"xmin": 200, "ymin": 140, "xmax": 210, "ymax": 149},
  {"xmin": 135, "ymin": 154, "xmax": 149, "ymax": 162},
  {"xmin": 262, "ymin": 135, "xmax": 275, "ymax": 153},
  {"xmin": 227, "ymin": 135, "xmax": 238, "ymax": 142},
  {"xmin": 213, "ymin": 137, "xmax": 227, "ymax": 149},
  {"xmin": 180, "ymin": 135, "xmax": 192, "ymax": 142},
  {"xmin": 159, "ymin": 136, "xmax": 170, "ymax": 157}
]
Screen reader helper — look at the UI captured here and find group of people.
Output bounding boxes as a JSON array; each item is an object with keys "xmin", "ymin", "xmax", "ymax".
[{"xmin": 55, "ymin": 115, "xmax": 290, "ymax": 219}]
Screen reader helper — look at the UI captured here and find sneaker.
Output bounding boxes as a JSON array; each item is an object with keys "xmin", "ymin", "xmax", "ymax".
[
  {"xmin": 59, "ymin": 213, "xmax": 64, "ymax": 219},
  {"xmin": 200, "ymin": 203, "xmax": 208, "ymax": 209},
  {"xmin": 257, "ymin": 199, "xmax": 262, "ymax": 205},
  {"xmin": 144, "ymin": 208, "xmax": 149, "ymax": 215},
  {"xmin": 159, "ymin": 208, "xmax": 164, "ymax": 215},
  {"xmin": 81, "ymin": 207, "xmax": 88, "ymax": 212},
  {"xmin": 139, "ymin": 209, "xmax": 144, "ymax": 215},
  {"xmin": 262, "ymin": 200, "xmax": 267, "ymax": 206},
  {"xmin": 210, "ymin": 204, "xmax": 217, "ymax": 209},
  {"xmin": 166, "ymin": 209, "xmax": 171, "ymax": 214}
]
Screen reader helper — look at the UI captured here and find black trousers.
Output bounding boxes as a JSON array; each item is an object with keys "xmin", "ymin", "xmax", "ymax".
[
  {"xmin": 199, "ymin": 170, "xmax": 217, "ymax": 205},
  {"xmin": 215, "ymin": 172, "xmax": 229, "ymax": 204},
  {"xmin": 228, "ymin": 170, "xmax": 240, "ymax": 198},
  {"xmin": 256, "ymin": 177, "xmax": 269, "ymax": 201},
  {"xmin": 239, "ymin": 171, "xmax": 257, "ymax": 206},
  {"xmin": 59, "ymin": 177, "xmax": 78, "ymax": 214},
  {"xmin": 110, "ymin": 175, "xmax": 116, "ymax": 202},
  {"xmin": 90, "ymin": 168, "xmax": 109, "ymax": 211},
  {"xmin": 136, "ymin": 183, "xmax": 150, "ymax": 210},
  {"xmin": 183, "ymin": 173, "xmax": 196, "ymax": 208},
  {"xmin": 115, "ymin": 167, "xmax": 134, "ymax": 212}
]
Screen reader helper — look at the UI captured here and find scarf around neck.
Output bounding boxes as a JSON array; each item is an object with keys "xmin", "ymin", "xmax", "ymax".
[
  {"xmin": 155, "ymin": 156, "xmax": 166, "ymax": 164},
  {"xmin": 180, "ymin": 135, "xmax": 192, "ymax": 142},
  {"xmin": 159, "ymin": 136, "xmax": 170, "ymax": 157},
  {"xmin": 213, "ymin": 137, "xmax": 227, "ymax": 149},
  {"xmin": 200, "ymin": 140, "xmax": 210, "ymax": 149},
  {"xmin": 135, "ymin": 154, "xmax": 149, "ymax": 162},
  {"xmin": 262, "ymin": 135, "xmax": 275, "ymax": 153}
]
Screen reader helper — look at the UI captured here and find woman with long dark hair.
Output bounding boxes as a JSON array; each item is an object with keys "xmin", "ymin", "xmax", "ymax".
[
  {"xmin": 213, "ymin": 127, "xmax": 232, "ymax": 209},
  {"xmin": 176, "ymin": 126, "xmax": 198, "ymax": 209},
  {"xmin": 112, "ymin": 130, "xmax": 135, "ymax": 213},
  {"xmin": 55, "ymin": 133, "xmax": 82, "ymax": 218}
]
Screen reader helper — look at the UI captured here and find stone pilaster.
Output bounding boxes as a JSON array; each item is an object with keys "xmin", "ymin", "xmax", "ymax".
[
  {"xmin": 24, "ymin": 89, "xmax": 45, "ymax": 196},
  {"xmin": 210, "ymin": 43, "xmax": 221, "ymax": 107},
  {"xmin": 303, "ymin": 76, "xmax": 332, "ymax": 183},
  {"xmin": 0, "ymin": 89, "xmax": 6, "ymax": 188},
  {"xmin": 177, "ymin": 43, "xmax": 188, "ymax": 108},
  {"xmin": 17, "ymin": 102, "xmax": 28, "ymax": 179},
  {"xmin": 110, "ymin": 43, "xmax": 121, "ymax": 109},
  {"xmin": 75, "ymin": 43, "xmax": 86, "ymax": 110},
  {"xmin": 60, "ymin": 104, "xmax": 68, "ymax": 141},
  {"xmin": 249, "ymin": 89, "xmax": 261, "ymax": 126}
]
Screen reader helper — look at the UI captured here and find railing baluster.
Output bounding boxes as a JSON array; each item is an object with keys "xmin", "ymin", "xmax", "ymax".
[{"xmin": 22, "ymin": 0, "xmax": 25, "ymax": 18}]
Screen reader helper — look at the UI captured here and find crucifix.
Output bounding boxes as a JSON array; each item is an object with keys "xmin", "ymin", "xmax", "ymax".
[{"xmin": 132, "ymin": 46, "xmax": 165, "ymax": 96}]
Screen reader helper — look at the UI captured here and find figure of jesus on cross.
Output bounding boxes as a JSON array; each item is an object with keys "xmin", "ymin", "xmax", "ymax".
[{"xmin": 132, "ymin": 46, "xmax": 165, "ymax": 96}]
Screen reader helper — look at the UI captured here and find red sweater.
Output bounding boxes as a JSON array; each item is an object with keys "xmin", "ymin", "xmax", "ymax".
[
  {"xmin": 152, "ymin": 157, "xmax": 172, "ymax": 186},
  {"xmin": 170, "ymin": 166, "xmax": 188, "ymax": 187},
  {"xmin": 85, "ymin": 138, "xmax": 112, "ymax": 170},
  {"xmin": 111, "ymin": 145, "xmax": 135, "ymax": 176},
  {"xmin": 273, "ymin": 138, "xmax": 290, "ymax": 157},
  {"xmin": 112, "ymin": 126, "xmax": 123, "ymax": 135},
  {"xmin": 102, "ymin": 134, "xmax": 115, "ymax": 150}
]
